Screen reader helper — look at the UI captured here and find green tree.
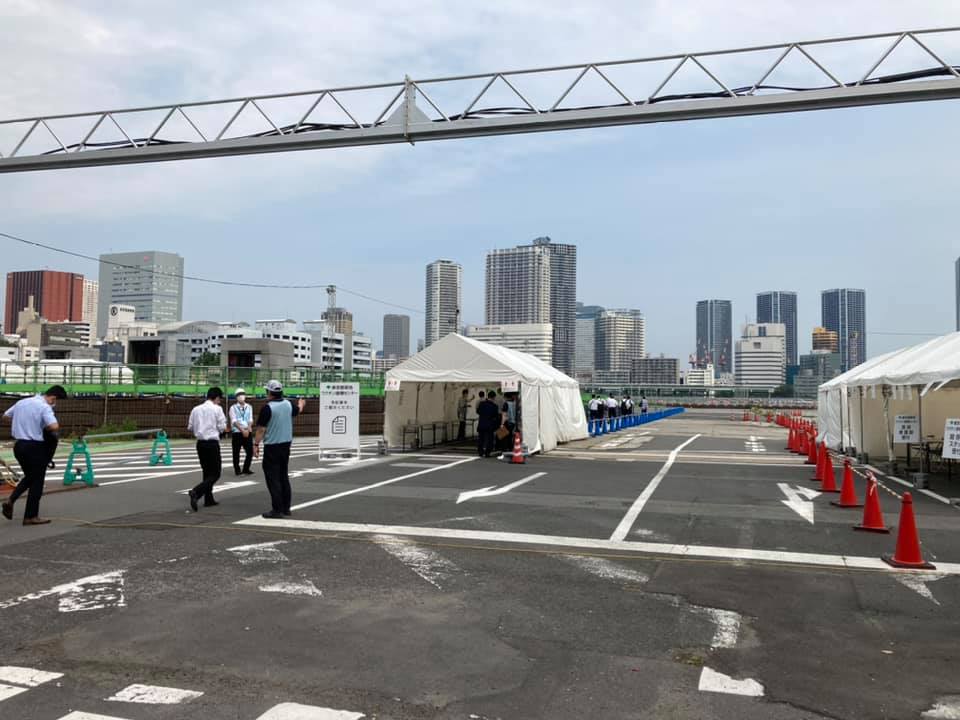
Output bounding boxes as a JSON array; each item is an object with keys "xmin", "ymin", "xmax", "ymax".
[{"xmin": 194, "ymin": 352, "xmax": 221, "ymax": 367}]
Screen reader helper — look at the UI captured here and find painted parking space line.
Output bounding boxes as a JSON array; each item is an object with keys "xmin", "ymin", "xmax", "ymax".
[
  {"xmin": 698, "ymin": 667, "xmax": 764, "ymax": 696},
  {"xmin": 609, "ymin": 434, "xmax": 701, "ymax": 542},
  {"xmin": 106, "ymin": 683, "xmax": 203, "ymax": 704},
  {"xmin": 58, "ymin": 713, "xmax": 132, "ymax": 720},
  {"xmin": 232, "ymin": 517, "xmax": 960, "ymax": 575},
  {"xmin": 282, "ymin": 456, "xmax": 479, "ymax": 512},
  {"xmin": 0, "ymin": 684, "xmax": 28, "ymax": 702},
  {"xmin": 255, "ymin": 703, "xmax": 365, "ymax": 719},
  {"xmin": 0, "ymin": 666, "xmax": 64, "ymax": 686}
]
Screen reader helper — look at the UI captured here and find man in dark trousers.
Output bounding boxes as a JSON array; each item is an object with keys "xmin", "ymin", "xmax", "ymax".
[
  {"xmin": 1, "ymin": 385, "xmax": 66, "ymax": 525},
  {"xmin": 187, "ymin": 387, "xmax": 228, "ymax": 512},
  {"xmin": 476, "ymin": 389, "xmax": 500, "ymax": 458},
  {"xmin": 254, "ymin": 379, "xmax": 306, "ymax": 519},
  {"xmin": 229, "ymin": 388, "xmax": 255, "ymax": 476}
]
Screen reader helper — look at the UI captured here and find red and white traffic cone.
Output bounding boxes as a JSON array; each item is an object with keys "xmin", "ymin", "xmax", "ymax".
[
  {"xmin": 819, "ymin": 451, "xmax": 839, "ymax": 493},
  {"xmin": 854, "ymin": 474, "xmax": 890, "ymax": 533},
  {"xmin": 511, "ymin": 431, "xmax": 526, "ymax": 465},
  {"xmin": 831, "ymin": 458, "xmax": 863, "ymax": 508},
  {"xmin": 883, "ymin": 493, "xmax": 935, "ymax": 569},
  {"xmin": 805, "ymin": 433, "xmax": 818, "ymax": 465}
]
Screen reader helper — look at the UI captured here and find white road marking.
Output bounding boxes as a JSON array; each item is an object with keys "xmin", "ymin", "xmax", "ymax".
[
  {"xmin": 374, "ymin": 535, "xmax": 460, "ymax": 590},
  {"xmin": 0, "ymin": 571, "xmax": 126, "ymax": 613},
  {"xmin": 234, "ymin": 517, "xmax": 960, "ymax": 576},
  {"xmin": 694, "ymin": 607, "xmax": 742, "ymax": 649},
  {"xmin": 778, "ymin": 483, "xmax": 820, "ymax": 524},
  {"xmin": 744, "ymin": 436, "xmax": 766, "ymax": 453},
  {"xmin": 57, "ymin": 713, "xmax": 133, "ymax": 720},
  {"xmin": 0, "ymin": 666, "xmax": 64, "ymax": 687},
  {"xmin": 609, "ymin": 434, "xmax": 701, "ymax": 541},
  {"xmin": 227, "ymin": 540, "xmax": 289, "ymax": 565},
  {"xmin": 895, "ymin": 573, "xmax": 946, "ymax": 606},
  {"xmin": 259, "ymin": 581, "xmax": 323, "ymax": 597},
  {"xmin": 288, "ymin": 456, "xmax": 478, "ymax": 510},
  {"xmin": 864, "ymin": 464, "xmax": 953, "ymax": 505},
  {"xmin": 922, "ymin": 697, "xmax": 960, "ymax": 718},
  {"xmin": 561, "ymin": 554, "xmax": 648, "ymax": 585},
  {"xmin": 176, "ymin": 480, "xmax": 256, "ymax": 494},
  {"xmin": 698, "ymin": 667, "xmax": 764, "ymax": 696},
  {"xmin": 0, "ymin": 684, "xmax": 28, "ymax": 702},
  {"xmin": 255, "ymin": 703, "xmax": 365, "ymax": 719},
  {"xmin": 106, "ymin": 683, "xmax": 203, "ymax": 704},
  {"xmin": 389, "ymin": 462, "xmax": 443, "ymax": 469},
  {"xmin": 456, "ymin": 472, "xmax": 547, "ymax": 504}
]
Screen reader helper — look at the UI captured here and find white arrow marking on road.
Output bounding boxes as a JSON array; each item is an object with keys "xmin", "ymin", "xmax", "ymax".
[
  {"xmin": 896, "ymin": 573, "xmax": 947, "ymax": 606},
  {"xmin": 456, "ymin": 472, "xmax": 546, "ymax": 504},
  {"xmin": 778, "ymin": 483, "xmax": 820, "ymax": 524},
  {"xmin": 0, "ymin": 571, "xmax": 126, "ymax": 613}
]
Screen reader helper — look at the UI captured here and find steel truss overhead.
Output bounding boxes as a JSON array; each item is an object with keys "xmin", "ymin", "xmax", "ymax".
[{"xmin": 1, "ymin": 27, "xmax": 959, "ymax": 173}]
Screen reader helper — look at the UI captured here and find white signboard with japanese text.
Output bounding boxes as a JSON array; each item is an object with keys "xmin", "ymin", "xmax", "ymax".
[
  {"xmin": 319, "ymin": 382, "xmax": 360, "ymax": 456},
  {"xmin": 385, "ymin": 377, "xmax": 401, "ymax": 391},
  {"xmin": 943, "ymin": 418, "xmax": 960, "ymax": 460},
  {"xmin": 894, "ymin": 415, "xmax": 919, "ymax": 444},
  {"xmin": 501, "ymin": 379, "xmax": 519, "ymax": 393}
]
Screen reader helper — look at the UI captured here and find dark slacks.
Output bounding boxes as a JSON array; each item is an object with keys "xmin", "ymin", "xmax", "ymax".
[
  {"xmin": 457, "ymin": 420, "xmax": 467, "ymax": 441},
  {"xmin": 232, "ymin": 432, "xmax": 253, "ymax": 474},
  {"xmin": 262, "ymin": 442, "xmax": 292, "ymax": 514},
  {"xmin": 477, "ymin": 428, "xmax": 494, "ymax": 457},
  {"xmin": 11, "ymin": 440, "xmax": 48, "ymax": 519},
  {"xmin": 191, "ymin": 439, "xmax": 222, "ymax": 503}
]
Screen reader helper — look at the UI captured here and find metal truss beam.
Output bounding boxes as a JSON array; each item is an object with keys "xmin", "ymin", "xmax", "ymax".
[{"xmin": 1, "ymin": 27, "xmax": 959, "ymax": 173}]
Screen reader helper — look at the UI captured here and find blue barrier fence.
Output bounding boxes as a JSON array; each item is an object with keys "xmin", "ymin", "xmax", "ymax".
[{"xmin": 588, "ymin": 407, "xmax": 685, "ymax": 436}]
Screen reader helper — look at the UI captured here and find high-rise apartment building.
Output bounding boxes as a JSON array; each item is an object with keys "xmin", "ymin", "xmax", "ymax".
[
  {"xmin": 97, "ymin": 251, "xmax": 184, "ymax": 339},
  {"xmin": 81, "ymin": 279, "xmax": 99, "ymax": 328},
  {"xmin": 696, "ymin": 300, "xmax": 733, "ymax": 374},
  {"xmin": 821, "ymin": 288, "xmax": 866, "ymax": 372},
  {"xmin": 632, "ymin": 357, "xmax": 679, "ymax": 384},
  {"xmin": 323, "ymin": 307, "xmax": 353, "ymax": 337},
  {"xmin": 4, "ymin": 270, "xmax": 84, "ymax": 334},
  {"xmin": 485, "ymin": 237, "xmax": 576, "ymax": 373},
  {"xmin": 735, "ymin": 323, "xmax": 786, "ymax": 387},
  {"xmin": 382, "ymin": 314, "xmax": 411, "ymax": 359},
  {"xmin": 757, "ymin": 291, "xmax": 798, "ymax": 367},
  {"xmin": 465, "ymin": 323, "xmax": 553, "ymax": 364},
  {"xmin": 811, "ymin": 326, "xmax": 839, "ymax": 352},
  {"xmin": 595, "ymin": 309, "xmax": 646, "ymax": 372},
  {"xmin": 574, "ymin": 303, "xmax": 603, "ymax": 377},
  {"xmin": 425, "ymin": 260, "xmax": 461, "ymax": 347}
]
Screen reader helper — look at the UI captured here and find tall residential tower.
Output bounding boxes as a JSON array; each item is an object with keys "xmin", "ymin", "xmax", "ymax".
[
  {"xmin": 821, "ymin": 288, "xmax": 866, "ymax": 372},
  {"xmin": 696, "ymin": 299, "xmax": 733, "ymax": 375},
  {"xmin": 756, "ymin": 291, "xmax": 798, "ymax": 367},
  {"xmin": 382, "ymin": 314, "xmax": 411, "ymax": 358},
  {"xmin": 425, "ymin": 260, "xmax": 462, "ymax": 347}
]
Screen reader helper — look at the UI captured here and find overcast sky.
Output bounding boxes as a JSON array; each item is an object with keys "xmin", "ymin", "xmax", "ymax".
[{"xmin": 1, "ymin": 1, "xmax": 958, "ymax": 362}]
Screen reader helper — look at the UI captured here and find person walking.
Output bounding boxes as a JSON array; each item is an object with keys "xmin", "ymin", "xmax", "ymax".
[
  {"xmin": 187, "ymin": 387, "xmax": 228, "ymax": 512},
  {"xmin": 1, "ymin": 385, "xmax": 66, "ymax": 525},
  {"xmin": 641, "ymin": 394, "xmax": 649, "ymax": 415},
  {"xmin": 254, "ymin": 380, "xmax": 306, "ymax": 519},
  {"xmin": 475, "ymin": 390, "xmax": 500, "ymax": 458},
  {"xmin": 456, "ymin": 388, "xmax": 475, "ymax": 441},
  {"xmin": 606, "ymin": 393, "xmax": 619, "ymax": 424},
  {"xmin": 588, "ymin": 395, "xmax": 601, "ymax": 423},
  {"xmin": 229, "ymin": 388, "xmax": 255, "ymax": 476}
]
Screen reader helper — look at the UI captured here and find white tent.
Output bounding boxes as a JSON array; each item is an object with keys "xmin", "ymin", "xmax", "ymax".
[
  {"xmin": 817, "ymin": 332, "xmax": 960, "ymax": 461},
  {"xmin": 383, "ymin": 333, "xmax": 589, "ymax": 453}
]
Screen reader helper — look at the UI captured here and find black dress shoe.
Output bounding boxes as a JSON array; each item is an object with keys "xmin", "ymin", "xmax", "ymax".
[
  {"xmin": 242, "ymin": 470, "xmax": 255, "ymax": 476},
  {"xmin": 282, "ymin": 511, "xmax": 291, "ymax": 517},
  {"xmin": 1, "ymin": 501, "xmax": 12, "ymax": 520},
  {"xmin": 261, "ymin": 511, "xmax": 283, "ymax": 519},
  {"xmin": 204, "ymin": 500, "xmax": 220, "ymax": 507},
  {"xmin": 234, "ymin": 470, "xmax": 242, "ymax": 476},
  {"xmin": 188, "ymin": 490, "xmax": 199, "ymax": 512}
]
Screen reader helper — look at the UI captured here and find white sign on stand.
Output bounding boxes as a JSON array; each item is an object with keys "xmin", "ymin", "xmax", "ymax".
[
  {"xmin": 894, "ymin": 414, "xmax": 919, "ymax": 444},
  {"xmin": 319, "ymin": 382, "xmax": 360, "ymax": 459},
  {"xmin": 943, "ymin": 418, "xmax": 960, "ymax": 460}
]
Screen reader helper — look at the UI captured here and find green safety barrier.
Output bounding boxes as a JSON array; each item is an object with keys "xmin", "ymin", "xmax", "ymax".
[
  {"xmin": 64, "ymin": 438, "xmax": 95, "ymax": 486},
  {"xmin": 149, "ymin": 430, "xmax": 172, "ymax": 466}
]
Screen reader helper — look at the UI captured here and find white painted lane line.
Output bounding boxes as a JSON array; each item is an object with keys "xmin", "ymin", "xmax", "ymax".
[
  {"xmin": 232, "ymin": 517, "xmax": 960, "ymax": 576},
  {"xmin": 0, "ymin": 683, "xmax": 28, "ymax": 702},
  {"xmin": 374, "ymin": 535, "xmax": 460, "ymax": 590},
  {"xmin": 259, "ymin": 581, "xmax": 323, "ymax": 597},
  {"xmin": 698, "ymin": 667, "xmax": 764, "ymax": 696},
  {"xmin": 287, "ymin": 456, "xmax": 478, "ymax": 511},
  {"xmin": 58, "ymin": 713, "xmax": 133, "ymax": 720},
  {"xmin": 456, "ymin": 471, "xmax": 547, "ymax": 504},
  {"xmin": 896, "ymin": 573, "xmax": 946, "ymax": 605},
  {"xmin": 694, "ymin": 607, "xmax": 742, "ymax": 649},
  {"xmin": 256, "ymin": 703, "xmax": 365, "ymax": 719},
  {"xmin": 609, "ymin": 434, "xmax": 701, "ymax": 541},
  {"xmin": 0, "ymin": 571, "xmax": 126, "ymax": 613},
  {"xmin": 176, "ymin": 480, "xmax": 257, "ymax": 494},
  {"xmin": 864, "ymin": 464, "xmax": 953, "ymax": 505},
  {"xmin": 227, "ymin": 540, "xmax": 288, "ymax": 565},
  {"xmin": 106, "ymin": 683, "xmax": 203, "ymax": 704},
  {"xmin": 389, "ymin": 462, "xmax": 444, "ymax": 469},
  {"xmin": 561, "ymin": 554, "xmax": 649, "ymax": 585},
  {"xmin": 0, "ymin": 666, "xmax": 64, "ymax": 687},
  {"xmin": 923, "ymin": 697, "xmax": 960, "ymax": 718}
]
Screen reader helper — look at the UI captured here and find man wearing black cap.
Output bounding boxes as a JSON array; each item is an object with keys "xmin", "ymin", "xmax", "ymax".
[
  {"xmin": 254, "ymin": 379, "xmax": 306, "ymax": 519},
  {"xmin": 186, "ymin": 386, "xmax": 228, "ymax": 512},
  {"xmin": 1, "ymin": 385, "xmax": 67, "ymax": 525}
]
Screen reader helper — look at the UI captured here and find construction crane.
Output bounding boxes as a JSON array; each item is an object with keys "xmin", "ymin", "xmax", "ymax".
[{"xmin": 0, "ymin": 28, "xmax": 958, "ymax": 173}]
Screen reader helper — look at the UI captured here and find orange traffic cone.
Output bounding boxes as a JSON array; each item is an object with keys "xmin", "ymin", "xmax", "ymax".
[
  {"xmin": 805, "ymin": 433, "xmax": 817, "ymax": 465},
  {"xmin": 511, "ymin": 431, "xmax": 525, "ymax": 465},
  {"xmin": 796, "ymin": 430, "xmax": 806, "ymax": 456},
  {"xmin": 854, "ymin": 474, "xmax": 890, "ymax": 533},
  {"xmin": 831, "ymin": 458, "xmax": 863, "ymax": 508},
  {"xmin": 786, "ymin": 425, "xmax": 795, "ymax": 451},
  {"xmin": 820, "ymin": 451, "xmax": 839, "ymax": 493},
  {"xmin": 883, "ymin": 493, "xmax": 935, "ymax": 569}
]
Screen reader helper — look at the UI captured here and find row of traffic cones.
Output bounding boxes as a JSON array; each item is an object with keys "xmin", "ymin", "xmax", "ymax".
[{"xmin": 806, "ymin": 440, "xmax": 935, "ymax": 569}]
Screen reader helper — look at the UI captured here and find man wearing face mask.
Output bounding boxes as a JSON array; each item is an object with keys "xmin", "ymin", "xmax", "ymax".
[{"xmin": 229, "ymin": 388, "xmax": 254, "ymax": 476}]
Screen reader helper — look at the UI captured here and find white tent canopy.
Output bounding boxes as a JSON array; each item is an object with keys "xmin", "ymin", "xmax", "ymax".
[
  {"xmin": 384, "ymin": 333, "xmax": 588, "ymax": 453},
  {"xmin": 817, "ymin": 332, "xmax": 960, "ymax": 459}
]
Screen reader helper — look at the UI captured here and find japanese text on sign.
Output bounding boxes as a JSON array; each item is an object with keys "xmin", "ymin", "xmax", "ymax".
[
  {"xmin": 319, "ymin": 382, "xmax": 360, "ymax": 452},
  {"xmin": 943, "ymin": 418, "xmax": 960, "ymax": 460},
  {"xmin": 894, "ymin": 415, "xmax": 919, "ymax": 444}
]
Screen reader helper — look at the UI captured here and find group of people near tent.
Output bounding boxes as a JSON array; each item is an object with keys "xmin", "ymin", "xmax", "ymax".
[
  {"xmin": 458, "ymin": 388, "xmax": 520, "ymax": 457},
  {"xmin": 586, "ymin": 393, "xmax": 648, "ymax": 423}
]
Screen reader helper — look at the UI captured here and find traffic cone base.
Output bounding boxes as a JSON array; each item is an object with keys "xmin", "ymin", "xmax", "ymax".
[
  {"xmin": 854, "ymin": 524, "xmax": 891, "ymax": 534},
  {"xmin": 831, "ymin": 499, "xmax": 863, "ymax": 508},
  {"xmin": 882, "ymin": 554, "xmax": 935, "ymax": 569}
]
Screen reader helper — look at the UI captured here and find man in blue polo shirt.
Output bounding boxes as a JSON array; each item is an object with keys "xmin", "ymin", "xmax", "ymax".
[
  {"xmin": 1, "ymin": 385, "xmax": 67, "ymax": 525},
  {"xmin": 253, "ymin": 380, "xmax": 306, "ymax": 519}
]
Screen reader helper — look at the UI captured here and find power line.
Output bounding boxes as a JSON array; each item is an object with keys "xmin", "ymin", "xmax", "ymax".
[
  {"xmin": 0, "ymin": 229, "xmax": 423, "ymax": 314},
  {"xmin": 867, "ymin": 330, "xmax": 946, "ymax": 337}
]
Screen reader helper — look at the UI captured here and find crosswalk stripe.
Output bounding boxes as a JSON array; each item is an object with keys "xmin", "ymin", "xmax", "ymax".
[
  {"xmin": 58, "ymin": 713, "xmax": 132, "ymax": 720},
  {"xmin": 0, "ymin": 684, "xmax": 28, "ymax": 702},
  {"xmin": 0, "ymin": 666, "xmax": 64, "ymax": 687},
  {"xmin": 106, "ymin": 683, "xmax": 203, "ymax": 704},
  {"xmin": 255, "ymin": 703, "xmax": 365, "ymax": 719}
]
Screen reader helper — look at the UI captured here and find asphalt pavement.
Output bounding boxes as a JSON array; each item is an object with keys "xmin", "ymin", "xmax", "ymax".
[{"xmin": 0, "ymin": 410, "xmax": 958, "ymax": 719}]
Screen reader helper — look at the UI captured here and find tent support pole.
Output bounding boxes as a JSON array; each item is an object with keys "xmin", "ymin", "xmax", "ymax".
[
  {"xmin": 859, "ymin": 387, "xmax": 865, "ymax": 462},
  {"xmin": 838, "ymin": 387, "xmax": 844, "ymax": 453},
  {"xmin": 918, "ymin": 386, "xmax": 924, "ymax": 475}
]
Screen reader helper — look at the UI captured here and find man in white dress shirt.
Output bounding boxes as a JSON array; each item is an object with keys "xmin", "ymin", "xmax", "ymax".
[{"xmin": 187, "ymin": 386, "xmax": 228, "ymax": 512}]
